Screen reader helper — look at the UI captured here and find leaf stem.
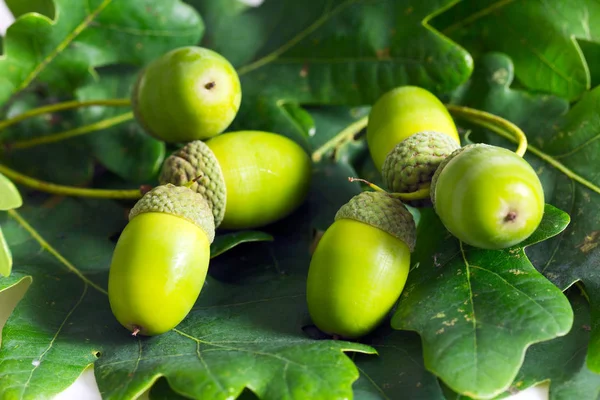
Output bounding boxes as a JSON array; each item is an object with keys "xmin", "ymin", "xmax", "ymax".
[
  {"xmin": 312, "ymin": 116, "xmax": 368, "ymax": 162},
  {"xmin": 0, "ymin": 98, "xmax": 131, "ymax": 133},
  {"xmin": 348, "ymin": 177, "xmax": 431, "ymax": 201},
  {"xmin": 447, "ymin": 105, "xmax": 600, "ymax": 194},
  {"xmin": 0, "ymin": 163, "xmax": 143, "ymax": 200},
  {"xmin": 348, "ymin": 177, "xmax": 387, "ymax": 193},
  {"xmin": 6, "ymin": 112, "xmax": 134, "ymax": 150},
  {"xmin": 7, "ymin": 209, "xmax": 108, "ymax": 295},
  {"xmin": 388, "ymin": 187, "xmax": 431, "ymax": 202},
  {"xmin": 0, "ymin": 98, "xmax": 144, "ymax": 199},
  {"xmin": 446, "ymin": 104, "xmax": 528, "ymax": 157},
  {"xmin": 236, "ymin": 0, "xmax": 361, "ymax": 76},
  {"xmin": 525, "ymin": 146, "xmax": 600, "ymax": 194}
]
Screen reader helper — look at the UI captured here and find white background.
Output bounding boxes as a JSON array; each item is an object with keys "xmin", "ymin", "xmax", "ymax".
[{"xmin": 0, "ymin": 1, "xmax": 548, "ymax": 399}]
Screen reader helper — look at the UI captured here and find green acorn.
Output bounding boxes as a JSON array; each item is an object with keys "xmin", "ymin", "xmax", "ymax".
[
  {"xmin": 108, "ymin": 184, "xmax": 215, "ymax": 336},
  {"xmin": 160, "ymin": 131, "xmax": 312, "ymax": 230},
  {"xmin": 306, "ymin": 191, "xmax": 416, "ymax": 339},
  {"xmin": 431, "ymin": 144, "xmax": 545, "ymax": 250}
]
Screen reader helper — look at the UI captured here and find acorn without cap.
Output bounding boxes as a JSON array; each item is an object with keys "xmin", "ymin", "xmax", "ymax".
[
  {"xmin": 431, "ymin": 144, "xmax": 545, "ymax": 250},
  {"xmin": 108, "ymin": 184, "xmax": 215, "ymax": 336},
  {"xmin": 306, "ymin": 191, "xmax": 416, "ymax": 339}
]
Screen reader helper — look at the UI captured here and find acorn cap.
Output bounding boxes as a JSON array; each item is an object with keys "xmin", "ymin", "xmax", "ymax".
[
  {"xmin": 129, "ymin": 184, "xmax": 215, "ymax": 243},
  {"xmin": 335, "ymin": 191, "xmax": 416, "ymax": 251},
  {"xmin": 382, "ymin": 131, "xmax": 460, "ymax": 199},
  {"xmin": 159, "ymin": 140, "xmax": 226, "ymax": 227},
  {"xmin": 430, "ymin": 144, "xmax": 472, "ymax": 207}
]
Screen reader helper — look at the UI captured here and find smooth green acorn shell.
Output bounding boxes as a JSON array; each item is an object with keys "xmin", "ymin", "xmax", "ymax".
[
  {"xmin": 431, "ymin": 144, "xmax": 545, "ymax": 249},
  {"xmin": 306, "ymin": 191, "xmax": 416, "ymax": 339},
  {"xmin": 367, "ymin": 86, "xmax": 460, "ymax": 171},
  {"xmin": 108, "ymin": 213, "xmax": 210, "ymax": 336},
  {"xmin": 108, "ymin": 184, "xmax": 215, "ymax": 336},
  {"xmin": 307, "ymin": 219, "xmax": 411, "ymax": 339},
  {"xmin": 382, "ymin": 131, "xmax": 461, "ymax": 206},
  {"xmin": 206, "ymin": 131, "xmax": 312, "ymax": 230},
  {"xmin": 132, "ymin": 46, "xmax": 241, "ymax": 143}
]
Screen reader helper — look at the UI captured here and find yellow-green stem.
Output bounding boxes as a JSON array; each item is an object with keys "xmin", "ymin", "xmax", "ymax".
[
  {"xmin": 388, "ymin": 187, "xmax": 431, "ymax": 202},
  {"xmin": 348, "ymin": 177, "xmax": 431, "ymax": 202},
  {"xmin": 0, "ymin": 97, "xmax": 551, "ymax": 201},
  {"xmin": 445, "ymin": 106, "xmax": 600, "ymax": 194},
  {"xmin": 7, "ymin": 209, "xmax": 108, "ymax": 295},
  {"xmin": 0, "ymin": 163, "xmax": 143, "ymax": 200},
  {"xmin": 0, "ymin": 99, "xmax": 144, "ymax": 199},
  {"xmin": 472, "ymin": 119, "xmax": 600, "ymax": 195},
  {"xmin": 445, "ymin": 104, "xmax": 528, "ymax": 157},
  {"xmin": 7, "ymin": 112, "xmax": 134, "ymax": 150},
  {"xmin": 312, "ymin": 116, "xmax": 368, "ymax": 162},
  {"xmin": 348, "ymin": 177, "xmax": 387, "ymax": 193},
  {"xmin": 0, "ymin": 99, "xmax": 131, "ymax": 133}
]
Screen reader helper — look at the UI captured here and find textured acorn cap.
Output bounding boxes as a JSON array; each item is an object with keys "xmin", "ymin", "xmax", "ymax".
[
  {"xmin": 129, "ymin": 184, "xmax": 215, "ymax": 243},
  {"xmin": 382, "ymin": 131, "xmax": 461, "ymax": 201},
  {"xmin": 430, "ymin": 144, "xmax": 473, "ymax": 206},
  {"xmin": 335, "ymin": 191, "xmax": 416, "ymax": 251},
  {"xmin": 159, "ymin": 140, "xmax": 226, "ymax": 227}
]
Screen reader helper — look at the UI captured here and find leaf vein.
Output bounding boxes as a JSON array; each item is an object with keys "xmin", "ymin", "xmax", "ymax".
[
  {"xmin": 443, "ymin": 0, "xmax": 518, "ymax": 34},
  {"xmin": 91, "ymin": 23, "xmax": 199, "ymax": 38},
  {"xmin": 237, "ymin": 0, "xmax": 364, "ymax": 76},
  {"xmin": 18, "ymin": 284, "xmax": 88, "ymax": 399},
  {"xmin": 354, "ymin": 366, "xmax": 389, "ymax": 400},
  {"xmin": 196, "ymin": 341, "xmax": 227, "ymax": 394},
  {"xmin": 469, "ymin": 264, "xmax": 563, "ymax": 332},
  {"xmin": 460, "ymin": 242, "xmax": 479, "ymax": 383},
  {"xmin": 7, "ymin": 210, "xmax": 107, "ymax": 295},
  {"xmin": 16, "ymin": 0, "xmax": 113, "ymax": 93},
  {"xmin": 541, "ymin": 179, "xmax": 576, "ymax": 275},
  {"xmin": 552, "ymin": 133, "xmax": 600, "ymax": 159},
  {"xmin": 192, "ymin": 293, "xmax": 304, "ymax": 311}
]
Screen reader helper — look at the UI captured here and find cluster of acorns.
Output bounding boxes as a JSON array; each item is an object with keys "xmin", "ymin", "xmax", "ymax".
[
  {"xmin": 108, "ymin": 47, "xmax": 544, "ymax": 341},
  {"xmin": 307, "ymin": 86, "xmax": 545, "ymax": 339},
  {"xmin": 108, "ymin": 47, "xmax": 312, "ymax": 336}
]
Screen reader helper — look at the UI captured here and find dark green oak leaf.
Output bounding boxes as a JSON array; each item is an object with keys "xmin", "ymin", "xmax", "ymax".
[
  {"xmin": 454, "ymin": 52, "xmax": 600, "ymax": 374},
  {"xmin": 352, "ymin": 327, "xmax": 445, "ymax": 400},
  {"xmin": 6, "ymin": 0, "xmax": 54, "ymax": 19},
  {"xmin": 578, "ymin": 39, "xmax": 600, "ymax": 90},
  {"xmin": 391, "ymin": 206, "xmax": 572, "ymax": 399},
  {"xmin": 0, "ymin": 0, "xmax": 204, "ymax": 105},
  {"xmin": 433, "ymin": 0, "xmax": 600, "ymax": 100},
  {"xmin": 148, "ymin": 328, "xmax": 448, "ymax": 400},
  {"xmin": 442, "ymin": 289, "xmax": 600, "ymax": 400},
  {"xmin": 149, "ymin": 378, "xmax": 263, "ymax": 400},
  {"xmin": 210, "ymin": 231, "xmax": 274, "ymax": 259},
  {"xmin": 0, "ymin": 164, "xmax": 373, "ymax": 400},
  {"xmin": 308, "ymin": 106, "xmax": 370, "ymax": 165},
  {"xmin": 189, "ymin": 0, "xmax": 473, "ymax": 146},
  {"xmin": 1, "ymin": 93, "xmax": 94, "ymax": 186},
  {"xmin": 75, "ymin": 67, "xmax": 165, "ymax": 183}
]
